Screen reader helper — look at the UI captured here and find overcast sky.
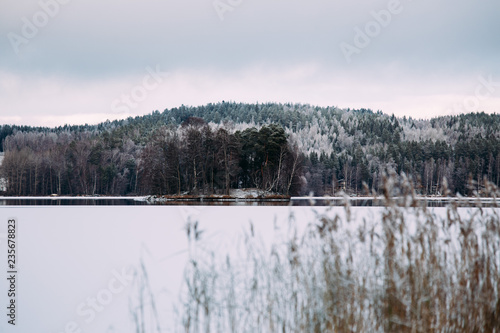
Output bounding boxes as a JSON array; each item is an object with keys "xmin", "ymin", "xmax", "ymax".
[{"xmin": 1, "ymin": 0, "xmax": 499, "ymax": 127}]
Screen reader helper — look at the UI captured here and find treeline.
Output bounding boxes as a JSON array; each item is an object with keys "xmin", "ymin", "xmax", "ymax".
[
  {"xmin": 302, "ymin": 136, "xmax": 500, "ymax": 196},
  {"xmin": 0, "ymin": 120, "xmax": 301, "ymax": 196},
  {"xmin": 1, "ymin": 102, "xmax": 500, "ymax": 196},
  {"xmin": 301, "ymin": 112, "xmax": 500, "ymax": 196}
]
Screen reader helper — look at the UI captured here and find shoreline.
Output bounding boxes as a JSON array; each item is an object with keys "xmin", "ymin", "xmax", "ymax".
[{"xmin": 0, "ymin": 195, "xmax": 498, "ymax": 201}]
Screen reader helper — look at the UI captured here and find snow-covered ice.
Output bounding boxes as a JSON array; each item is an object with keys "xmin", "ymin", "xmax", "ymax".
[{"xmin": 0, "ymin": 205, "xmax": 497, "ymax": 332}]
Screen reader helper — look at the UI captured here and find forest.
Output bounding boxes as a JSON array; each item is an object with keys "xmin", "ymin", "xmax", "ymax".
[{"xmin": 0, "ymin": 102, "xmax": 499, "ymax": 196}]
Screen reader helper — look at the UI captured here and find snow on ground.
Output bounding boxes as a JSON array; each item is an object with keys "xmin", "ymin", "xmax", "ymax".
[
  {"xmin": 0, "ymin": 205, "xmax": 497, "ymax": 332},
  {"xmin": 144, "ymin": 188, "xmax": 285, "ymax": 204}
]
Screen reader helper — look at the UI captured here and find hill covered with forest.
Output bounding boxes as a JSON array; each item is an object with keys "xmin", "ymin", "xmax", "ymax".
[{"xmin": 0, "ymin": 102, "xmax": 499, "ymax": 196}]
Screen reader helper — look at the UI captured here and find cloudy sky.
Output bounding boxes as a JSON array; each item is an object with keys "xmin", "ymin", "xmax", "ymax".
[{"xmin": 1, "ymin": 0, "xmax": 499, "ymax": 127}]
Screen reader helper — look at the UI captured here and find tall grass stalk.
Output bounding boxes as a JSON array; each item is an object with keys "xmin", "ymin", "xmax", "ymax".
[{"xmin": 178, "ymin": 176, "xmax": 500, "ymax": 332}]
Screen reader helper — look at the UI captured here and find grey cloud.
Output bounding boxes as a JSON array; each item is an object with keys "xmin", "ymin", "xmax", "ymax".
[
  {"xmin": 0, "ymin": 0, "xmax": 499, "ymax": 127},
  {"xmin": 1, "ymin": 0, "xmax": 498, "ymax": 77}
]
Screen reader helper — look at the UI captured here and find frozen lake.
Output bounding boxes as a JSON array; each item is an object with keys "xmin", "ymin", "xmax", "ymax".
[{"xmin": 0, "ymin": 205, "xmax": 498, "ymax": 332}]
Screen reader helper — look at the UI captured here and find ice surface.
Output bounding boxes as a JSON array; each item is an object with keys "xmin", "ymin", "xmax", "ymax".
[{"xmin": 0, "ymin": 205, "xmax": 497, "ymax": 332}]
